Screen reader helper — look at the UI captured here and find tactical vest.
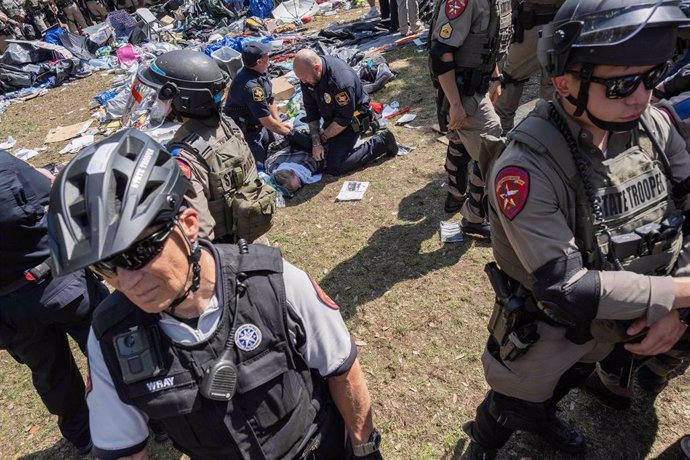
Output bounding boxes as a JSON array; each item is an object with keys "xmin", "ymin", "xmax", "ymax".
[
  {"xmin": 92, "ymin": 243, "xmax": 332, "ymax": 460},
  {"xmin": 492, "ymin": 105, "xmax": 683, "ymax": 286},
  {"xmin": 453, "ymin": 0, "xmax": 512, "ymax": 74},
  {"xmin": 1, "ymin": 0, "xmax": 19, "ymax": 16},
  {"xmin": 169, "ymin": 116, "xmax": 276, "ymax": 244}
]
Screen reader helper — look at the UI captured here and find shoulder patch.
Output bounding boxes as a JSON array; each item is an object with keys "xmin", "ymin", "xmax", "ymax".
[
  {"xmin": 439, "ymin": 22, "xmax": 453, "ymax": 39},
  {"xmin": 175, "ymin": 157, "xmax": 193, "ymax": 179},
  {"xmin": 445, "ymin": 0, "xmax": 467, "ymax": 20},
  {"xmin": 335, "ymin": 91, "xmax": 350, "ymax": 107},
  {"xmin": 495, "ymin": 166, "xmax": 529, "ymax": 221},
  {"xmin": 252, "ymin": 86, "xmax": 266, "ymax": 102},
  {"xmin": 308, "ymin": 274, "xmax": 339, "ymax": 310}
]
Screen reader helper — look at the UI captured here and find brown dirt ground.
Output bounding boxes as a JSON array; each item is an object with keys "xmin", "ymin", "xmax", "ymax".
[{"xmin": 1, "ymin": 6, "xmax": 689, "ymax": 460}]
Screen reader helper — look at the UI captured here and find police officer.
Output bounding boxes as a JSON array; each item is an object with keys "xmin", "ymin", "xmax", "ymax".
[
  {"xmin": 428, "ymin": 0, "xmax": 512, "ymax": 237},
  {"xmin": 23, "ymin": 0, "xmax": 49, "ymax": 33},
  {"xmin": 0, "ymin": 7, "xmax": 21, "ymax": 53},
  {"xmin": 293, "ymin": 49, "xmax": 398, "ymax": 176},
  {"xmin": 47, "ymin": 129, "xmax": 384, "ymax": 460},
  {"xmin": 493, "ymin": 0, "xmax": 564, "ymax": 133},
  {"xmin": 463, "ymin": 1, "xmax": 690, "ymax": 457},
  {"xmin": 55, "ymin": 0, "xmax": 86, "ymax": 32},
  {"xmin": 223, "ymin": 42, "xmax": 295, "ymax": 169},
  {"xmin": 0, "ymin": 150, "xmax": 109, "ymax": 455},
  {"xmin": 122, "ymin": 49, "xmax": 276, "ymax": 244}
]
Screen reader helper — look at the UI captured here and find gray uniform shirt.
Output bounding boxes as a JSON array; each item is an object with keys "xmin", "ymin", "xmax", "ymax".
[
  {"xmin": 87, "ymin": 260, "xmax": 356, "ymax": 454},
  {"xmin": 488, "ymin": 98, "xmax": 690, "ymax": 327}
]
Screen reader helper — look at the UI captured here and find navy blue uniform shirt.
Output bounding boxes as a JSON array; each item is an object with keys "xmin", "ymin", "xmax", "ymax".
[
  {"xmin": 0, "ymin": 150, "xmax": 51, "ymax": 287},
  {"xmin": 223, "ymin": 67, "xmax": 274, "ymax": 127},
  {"xmin": 300, "ymin": 55, "xmax": 370, "ymax": 128}
]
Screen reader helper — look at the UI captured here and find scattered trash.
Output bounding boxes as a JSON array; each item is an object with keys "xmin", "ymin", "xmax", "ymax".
[
  {"xmin": 336, "ymin": 181, "xmax": 369, "ymax": 201},
  {"xmin": 395, "ymin": 113, "xmax": 416, "ymax": 125},
  {"xmin": 397, "ymin": 144, "xmax": 415, "ymax": 155},
  {"xmin": 0, "ymin": 136, "xmax": 17, "ymax": 149},
  {"xmin": 440, "ymin": 220, "xmax": 464, "ymax": 243},
  {"xmin": 59, "ymin": 134, "xmax": 96, "ymax": 154},
  {"xmin": 14, "ymin": 148, "xmax": 40, "ymax": 161},
  {"xmin": 45, "ymin": 120, "xmax": 94, "ymax": 143}
]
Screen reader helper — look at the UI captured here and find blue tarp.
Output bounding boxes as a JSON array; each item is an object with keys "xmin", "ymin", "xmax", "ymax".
[
  {"xmin": 42, "ymin": 25, "xmax": 68, "ymax": 46},
  {"xmin": 249, "ymin": 0, "xmax": 273, "ymax": 18},
  {"xmin": 202, "ymin": 35, "xmax": 271, "ymax": 56}
]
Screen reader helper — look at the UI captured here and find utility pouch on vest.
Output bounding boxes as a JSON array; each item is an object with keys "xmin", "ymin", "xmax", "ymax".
[
  {"xmin": 351, "ymin": 107, "xmax": 375, "ymax": 134},
  {"xmin": 232, "ymin": 180, "xmax": 276, "ymax": 243},
  {"xmin": 485, "ymin": 262, "xmax": 539, "ymax": 362},
  {"xmin": 457, "ymin": 71, "xmax": 490, "ymax": 97},
  {"xmin": 114, "ymin": 325, "xmax": 165, "ymax": 384}
]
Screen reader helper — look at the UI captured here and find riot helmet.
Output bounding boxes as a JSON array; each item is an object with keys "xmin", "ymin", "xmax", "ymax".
[
  {"xmin": 122, "ymin": 49, "xmax": 230, "ymax": 130},
  {"xmin": 538, "ymin": 0, "xmax": 690, "ymax": 129},
  {"xmin": 48, "ymin": 128, "xmax": 188, "ymax": 277}
]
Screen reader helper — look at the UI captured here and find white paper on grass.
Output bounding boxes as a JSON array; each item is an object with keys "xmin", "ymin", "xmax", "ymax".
[
  {"xmin": 14, "ymin": 148, "xmax": 39, "ymax": 161},
  {"xmin": 0, "ymin": 136, "xmax": 16, "ymax": 149},
  {"xmin": 440, "ymin": 220, "xmax": 464, "ymax": 243},
  {"xmin": 336, "ymin": 181, "xmax": 369, "ymax": 201},
  {"xmin": 395, "ymin": 113, "xmax": 416, "ymax": 125}
]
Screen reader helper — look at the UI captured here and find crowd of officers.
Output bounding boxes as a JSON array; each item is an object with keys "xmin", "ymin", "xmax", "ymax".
[{"xmin": 3, "ymin": 0, "xmax": 690, "ymax": 458}]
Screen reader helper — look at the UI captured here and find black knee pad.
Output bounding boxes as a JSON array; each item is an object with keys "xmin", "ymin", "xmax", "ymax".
[{"xmin": 487, "ymin": 391, "xmax": 553, "ymax": 433}]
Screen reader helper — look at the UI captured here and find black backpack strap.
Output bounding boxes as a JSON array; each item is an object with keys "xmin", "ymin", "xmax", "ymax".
[
  {"xmin": 168, "ymin": 131, "xmax": 214, "ymax": 172},
  {"xmin": 92, "ymin": 291, "xmax": 139, "ymax": 340}
]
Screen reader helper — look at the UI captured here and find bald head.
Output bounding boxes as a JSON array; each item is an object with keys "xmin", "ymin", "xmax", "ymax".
[{"xmin": 294, "ymin": 49, "xmax": 323, "ymax": 86}]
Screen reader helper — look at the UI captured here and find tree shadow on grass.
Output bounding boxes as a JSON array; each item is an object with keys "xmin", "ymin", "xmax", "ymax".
[{"xmin": 320, "ymin": 180, "xmax": 489, "ymax": 319}]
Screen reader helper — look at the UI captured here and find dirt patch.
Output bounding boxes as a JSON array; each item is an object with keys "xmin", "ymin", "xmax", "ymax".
[{"xmin": 0, "ymin": 72, "xmax": 115, "ymax": 166}]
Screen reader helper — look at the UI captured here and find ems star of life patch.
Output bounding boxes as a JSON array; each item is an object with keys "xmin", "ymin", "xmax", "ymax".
[
  {"xmin": 235, "ymin": 324, "xmax": 262, "ymax": 351},
  {"xmin": 440, "ymin": 22, "xmax": 453, "ymax": 39},
  {"xmin": 308, "ymin": 275, "xmax": 339, "ymax": 310},
  {"xmin": 252, "ymin": 86, "xmax": 266, "ymax": 102},
  {"xmin": 445, "ymin": 0, "xmax": 467, "ymax": 20},
  {"xmin": 495, "ymin": 166, "xmax": 529, "ymax": 221}
]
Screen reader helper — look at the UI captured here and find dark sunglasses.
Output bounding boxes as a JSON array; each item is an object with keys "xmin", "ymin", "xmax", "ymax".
[
  {"xmin": 90, "ymin": 222, "xmax": 175, "ymax": 278},
  {"xmin": 568, "ymin": 62, "xmax": 669, "ymax": 99}
]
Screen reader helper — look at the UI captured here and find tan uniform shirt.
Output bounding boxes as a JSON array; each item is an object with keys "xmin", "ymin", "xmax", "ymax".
[
  {"xmin": 171, "ymin": 118, "xmax": 227, "ymax": 242},
  {"xmin": 488, "ymin": 99, "xmax": 690, "ymax": 328},
  {"xmin": 431, "ymin": 0, "xmax": 489, "ymax": 49}
]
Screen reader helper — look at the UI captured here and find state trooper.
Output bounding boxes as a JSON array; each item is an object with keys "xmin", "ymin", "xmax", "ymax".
[
  {"xmin": 55, "ymin": 0, "xmax": 86, "ymax": 31},
  {"xmin": 493, "ymin": 0, "xmax": 564, "ymax": 133},
  {"xmin": 121, "ymin": 49, "xmax": 276, "ymax": 245},
  {"xmin": 24, "ymin": 0, "xmax": 49, "ymax": 33},
  {"xmin": 293, "ymin": 49, "xmax": 398, "ymax": 176},
  {"xmin": 463, "ymin": 1, "xmax": 690, "ymax": 457},
  {"xmin": 0, "ymin": 150, "xmax": 109, "ymax": 455},
  {"xmin": 47, "ymin": 128, "xmax": 384, "ymax": 460},
  {"xmin": 223, "ymin": 42, "xmax": 306, "ymax": 169},
  {"xmin": 428, "ymin": 0, "xmax": 512, "ymax": 238}
]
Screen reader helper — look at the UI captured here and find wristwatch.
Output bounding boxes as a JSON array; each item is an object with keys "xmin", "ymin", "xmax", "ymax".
[
  {"xmin": 352, "ymin": 428, "xmax": 381, "ymax": 457},
  {"xmin": 679, "ymin": 308, "xmax": 690, "ymax": 327},
  {"xmin": 490, "ymin": 74, "xmax": 504, "ymax": 84}
]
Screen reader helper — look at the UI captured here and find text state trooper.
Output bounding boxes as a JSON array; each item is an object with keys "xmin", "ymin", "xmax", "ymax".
[
  {"xmin": 293, "ymin": 49, "xmax": 398, "ymax": 176},
  {"xmin": 47, "ymin": 129, "xmax": 384, "ymax": 460},
  {"xmin": 428, "ymin": 0, "xmax": 512, "ymax": 237},
  {"xmin": 224, "ymin": 42, "xmax": 309, "ymax": 168},
  {"xmin": 0, "ymin": 150, "xmax": 109, "ymax": 455},
  {"xmin": 463, "ymin": 1, "xmax": 690, "ymax": 458}
]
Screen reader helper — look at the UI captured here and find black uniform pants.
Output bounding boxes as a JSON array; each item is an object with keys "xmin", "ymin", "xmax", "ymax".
[
  {"xmin": 244, "ymin": 127, "xmax": 279, "ymax": 168},
  {"xmin": 379, "ymin": 0, "xmax": 399, "ymax": 31},
  {"xmin": 0, "ymin": 270, "xmax": 109, "ymax": 448},
  {"xmin": 324, "ymin": 127, "xmax": 387, "ymax": 176}
]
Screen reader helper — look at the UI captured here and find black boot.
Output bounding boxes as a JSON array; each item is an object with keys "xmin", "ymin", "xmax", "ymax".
[
  {"xmin": 461, "ymin": 218, "xmax": 491, "ymax": 238},
  {"xmin": 582, "ymin": 372, "xmax": 631, "ymax": 410},
  {"xmin": 380, "ymin": 129, "xmax": 399, "ymax": 157},
  {"xmin": 636, "ymin": 365, "xmax": 669, "ymax": 394},
  {"xmin": 444, "ymin": 192, "xmax": 467, "ymax": 213}
]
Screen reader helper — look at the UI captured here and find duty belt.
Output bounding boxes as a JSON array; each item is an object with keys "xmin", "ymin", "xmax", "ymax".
[{"xmin": 0, "ymin": 260, "xmax": 52, "ymax": 297}]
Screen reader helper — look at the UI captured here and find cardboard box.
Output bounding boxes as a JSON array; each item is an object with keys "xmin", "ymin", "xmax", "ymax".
[{"xmin": 271, "ymin": 76, "xmax": 295, "ymax": 101}]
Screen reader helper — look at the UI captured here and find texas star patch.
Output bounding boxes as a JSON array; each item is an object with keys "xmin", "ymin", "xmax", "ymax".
[
  {"xmin": 252, "ymin": 86, "xmax": 266, "ymax": 102},
  {"xmin": 445, "ymin": 0, "xmax": 467, "ymax": 20},
  {"xmin": 495, "ymin": 166, "xmax": 529, "ymax": 221},
  {"xmin": 308, "ymin": 274, "xmax": 339, "ymax": 310},
  {"xmin": 335, "ymin": 91, "xmax": 350, "ymax": 107},
  {"xmin": 439, "ymin": 22, "xmax": 453, "ymax": 39},
  {"xmin": 324, "ymin": 93, "xmax": 332, "ymax": 104},
  {"xmin": 175, "ymin": 158, "xmax": 192, "ymax": 179}
]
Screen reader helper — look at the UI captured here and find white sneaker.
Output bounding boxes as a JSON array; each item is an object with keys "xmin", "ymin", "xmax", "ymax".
[{"xmin": 362, "ymin": 7, "xmax": 380, "ymax": 19}]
